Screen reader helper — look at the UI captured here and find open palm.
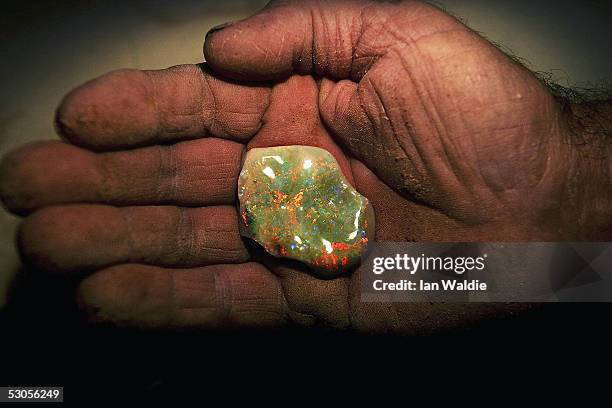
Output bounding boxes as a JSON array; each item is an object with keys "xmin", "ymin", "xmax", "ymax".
[{"xmin": 1, "ymin": 1, "xmax": 593, "ymax": 333}]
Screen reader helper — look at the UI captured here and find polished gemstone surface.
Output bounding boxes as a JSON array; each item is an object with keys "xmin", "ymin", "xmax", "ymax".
[{"xmin": 238, "ymin": 145, "xmax": 374, "ymax": 272}]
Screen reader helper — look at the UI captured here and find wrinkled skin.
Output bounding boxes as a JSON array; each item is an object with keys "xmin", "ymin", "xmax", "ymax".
[{"xmin": 0, "ymin": 0, "xmax": 609, "ymax": 334}]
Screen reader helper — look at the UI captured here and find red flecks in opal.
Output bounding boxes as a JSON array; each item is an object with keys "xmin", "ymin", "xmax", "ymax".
[{"xmin": 238, "ymin": 146, "xmax": 375, "ymax": 273}]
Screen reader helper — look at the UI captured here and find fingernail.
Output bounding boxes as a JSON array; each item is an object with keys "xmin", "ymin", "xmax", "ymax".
[{"xmin": 206, "ymin": 21, "xmax": 236, "ymax": 39}]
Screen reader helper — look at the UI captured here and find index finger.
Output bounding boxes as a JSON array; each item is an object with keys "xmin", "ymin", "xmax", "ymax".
[{"xmin": 56, "ymin": 64, "xmax": 271, "ymax": 150}]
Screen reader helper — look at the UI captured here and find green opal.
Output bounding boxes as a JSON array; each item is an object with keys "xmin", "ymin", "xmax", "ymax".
[{"xmin": 238, "ymin": 145, "xmax": 374, "ymax": 273}]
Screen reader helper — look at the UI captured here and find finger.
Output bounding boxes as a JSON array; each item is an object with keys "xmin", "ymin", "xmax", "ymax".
[
  {"xmin": 55, "ymin": 64, "xmax": 270, "ymax": 150},
  {"xmin": 18, "ymin": 205, "xmax": 248, "ymax": 273},
  {"xmin": 204, "ymin": 0, "xmax": 369, "ymax": 81},
  {"xmin": 247, "ymin": 74, "xmax": 354, "ymax": 184},
  {"xmin": 76, "ymin": 262, "xmax": 288, "ymax": 329},
  {"xmin": 0, "ymin": 138, "xmax": 243, "ymax": 214},
  {"xmin": 204, "ymin": 0, "xmax": 445, "ymax": 81}
]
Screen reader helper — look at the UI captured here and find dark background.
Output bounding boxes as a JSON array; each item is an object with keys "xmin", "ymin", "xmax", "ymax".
[{"xmin": 1, "ymin": 0, "xmax": 611, "ymax": 399}]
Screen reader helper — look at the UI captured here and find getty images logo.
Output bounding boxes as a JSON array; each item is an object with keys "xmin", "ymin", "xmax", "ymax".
[{"xmin": 372, "ymin": 253, "xmax": 487, "ymax": 275}]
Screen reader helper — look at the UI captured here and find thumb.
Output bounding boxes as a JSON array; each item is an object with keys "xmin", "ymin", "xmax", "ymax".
[{"xmin": 203, "ymin": 0, "xmax": 370, "ymax": 81}]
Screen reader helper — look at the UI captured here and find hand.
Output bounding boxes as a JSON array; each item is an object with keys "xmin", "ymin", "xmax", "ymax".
[{"xmin": 1, "ymin": 0, "xmax": 608, "ymax": 333}]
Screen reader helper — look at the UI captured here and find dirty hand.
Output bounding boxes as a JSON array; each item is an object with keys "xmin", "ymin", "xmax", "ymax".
[{"xmin": 1, "ymin": 0, "xmax": 608, "ymax": 333}]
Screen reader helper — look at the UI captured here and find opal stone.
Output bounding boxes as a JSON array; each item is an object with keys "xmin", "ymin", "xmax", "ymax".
[{"xmin": 238, "ymin": 145, "xmax": 374, "ymax": 273}]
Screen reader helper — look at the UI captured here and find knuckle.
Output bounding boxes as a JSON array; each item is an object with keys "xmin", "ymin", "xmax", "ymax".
[
  {"xmin": 173, "ymin": 139, "xmax": 243, "ymax": 204},
  {"xmin": 200, "ymin": 70, "xmax": 271, "ymax": 140},
  {"xmin": 215, "ymin": 263, "xmax": 288, "ymax": 327},
  {"xmin": 159, "ymin": 206, "xmax": 248, "ymax": 266},
  {"xmin": 155, "ymin": 144, "xmax": 179, "ymax": 201},
  {"xmin": 170, "ymin": 207, "xmax": 197, "ymax": 265},
  {"xmin": 147, "ymin": 69, "xmax": 200, "ymax": 136},
  {"xmin": 196, "ymin": 207, "xmax": 249, "ymax": 263}
]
